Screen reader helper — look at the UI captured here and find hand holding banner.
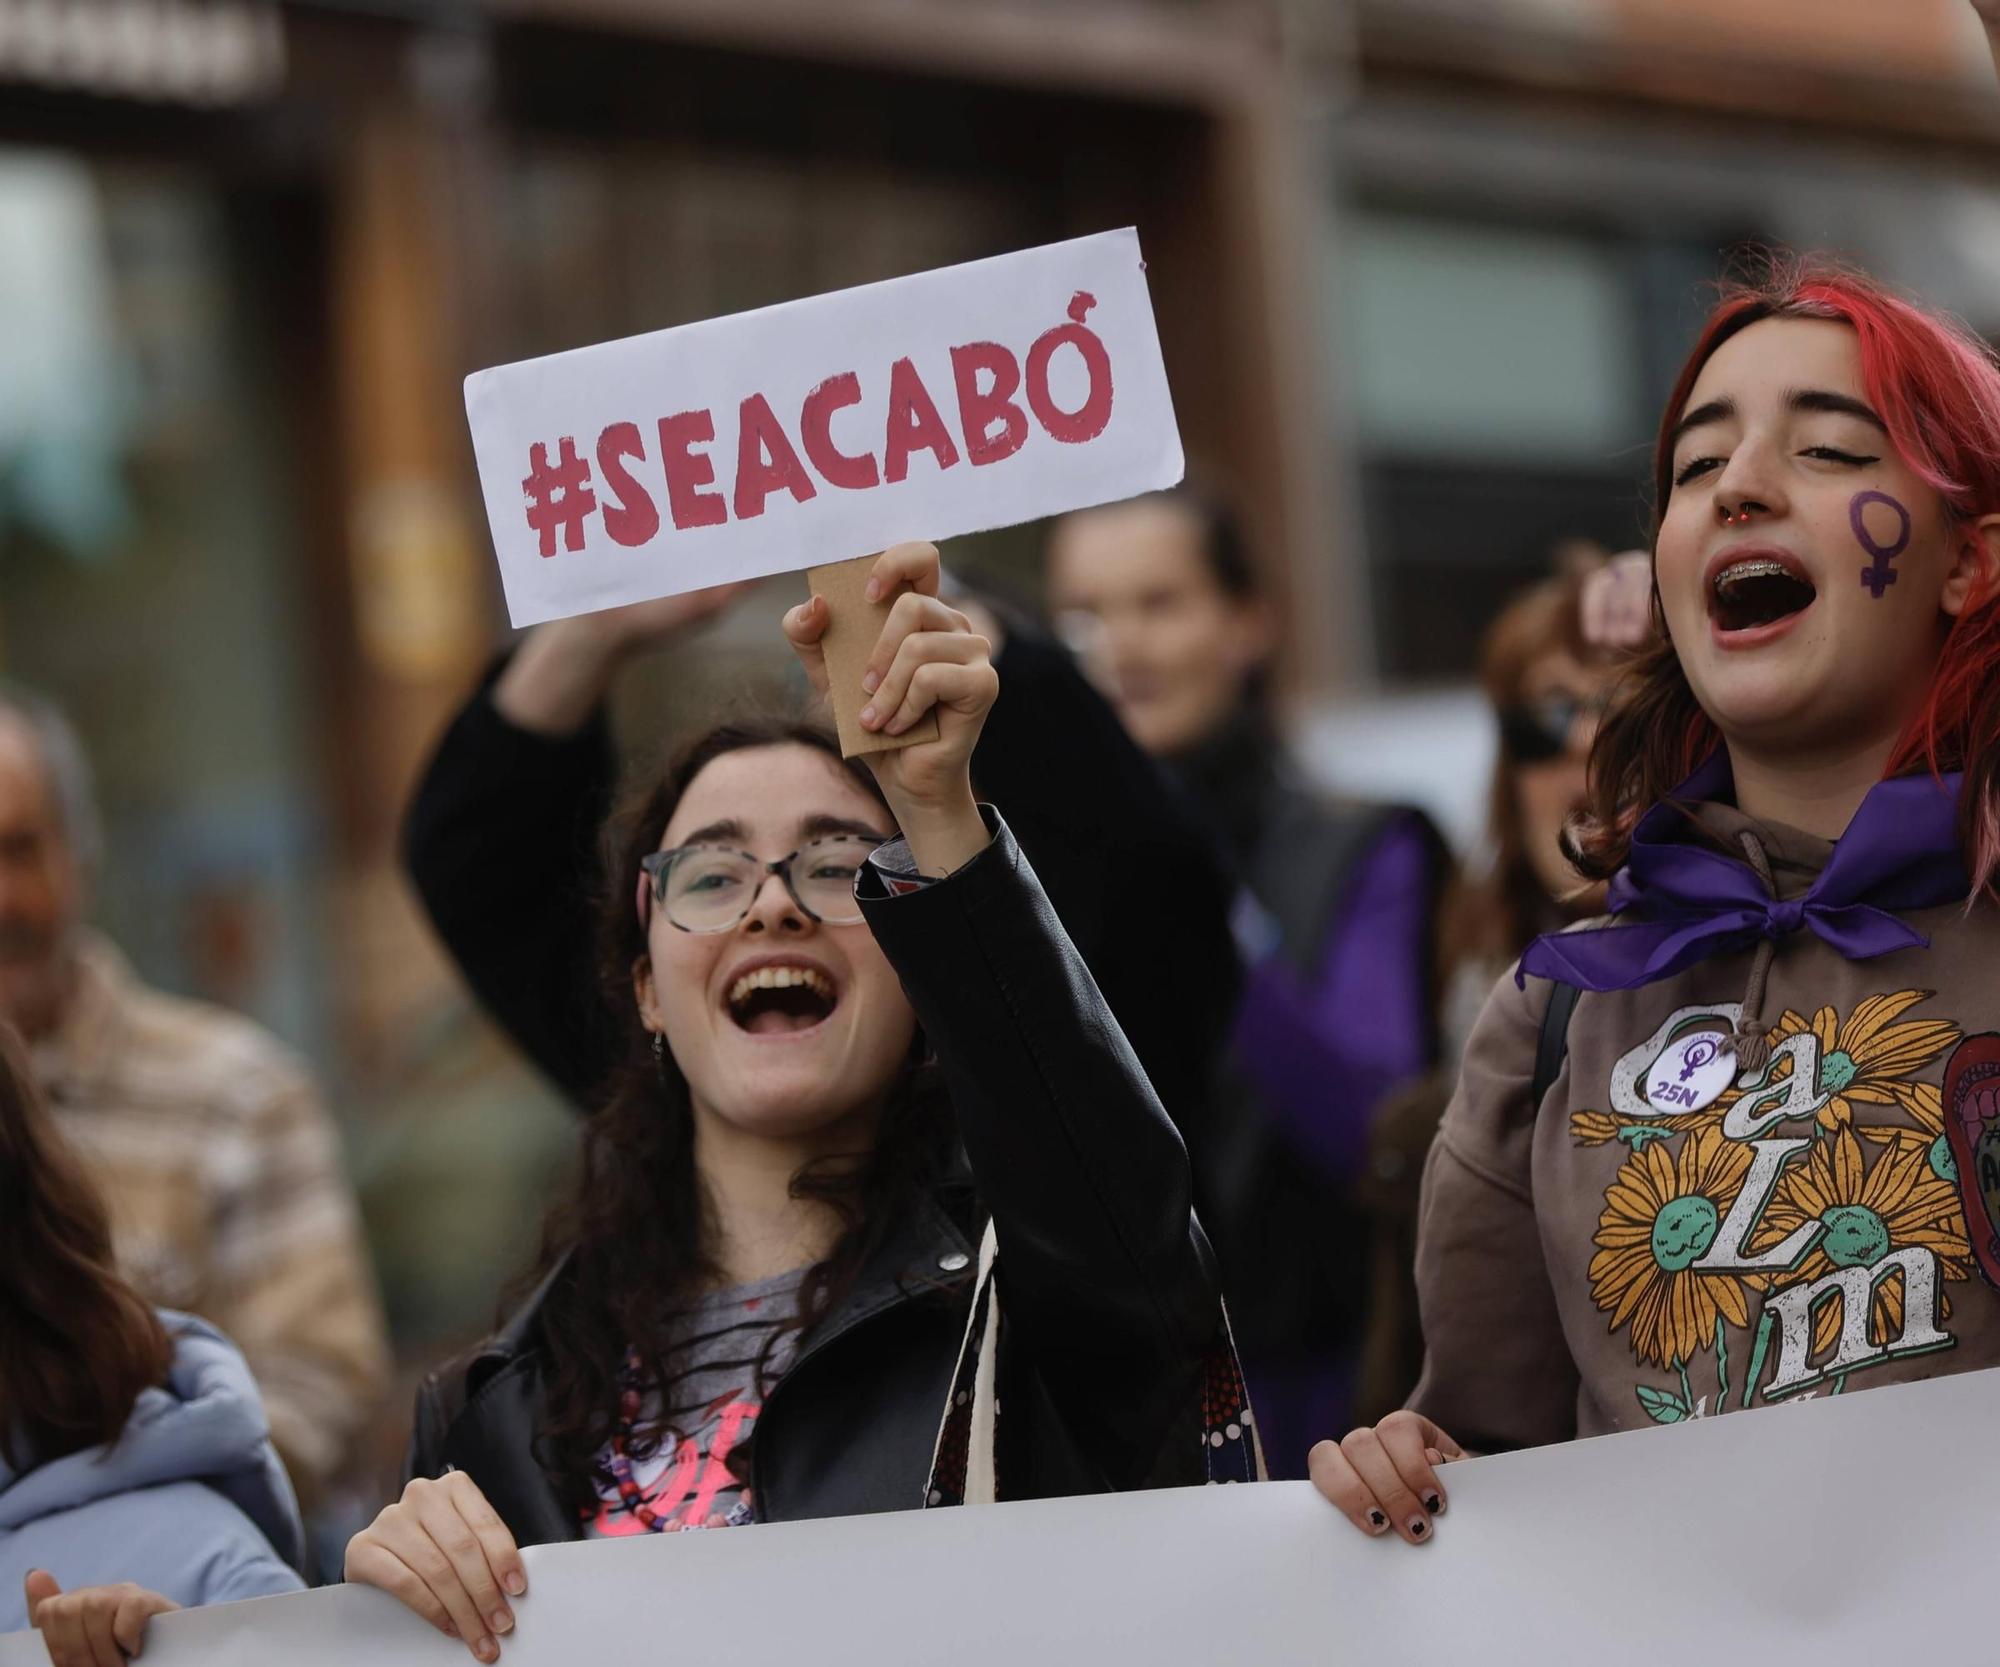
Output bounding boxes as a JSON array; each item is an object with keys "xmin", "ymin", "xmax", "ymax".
[
  {"xmin": 465, "ymin": 229, "xmax": 1184, "ymax": 629},
  {"xmin": 10, "ymin": 1366, "xmax": 1994, "ymax": 1665}
]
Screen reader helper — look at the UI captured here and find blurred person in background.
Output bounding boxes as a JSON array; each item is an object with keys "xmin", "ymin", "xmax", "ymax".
[
  {"xmin": 1046, "ymin": 487, "xmax": 1451, "ymax": 1473},
  {"xmin": 0, "ymin": 688, "xmax": 389, "ymax": 1511},
  {"xmin": 1440, "ymin": 544, "xmax": 1652, "ymax": 1053},
  {"xmin": 0, "ymin": 1021, "xmax": 305, "ymax": 1665},
  {"xmin": 351, "ymin": 547, "xmax": 1242, "ymax": 1664},
  {"xmin": 1357, "ymin": 544, "xmax": 1649, "ymax": 1418}
]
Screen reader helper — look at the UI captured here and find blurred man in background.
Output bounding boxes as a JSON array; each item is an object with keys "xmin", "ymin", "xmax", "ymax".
[
  {"xmin": 0, "ymin": 687, "xmax": 388, "ymax": 1510},
  {"xmin": 1047, "ymin": 488, "xmax": 1450, "ymax": 1474}
]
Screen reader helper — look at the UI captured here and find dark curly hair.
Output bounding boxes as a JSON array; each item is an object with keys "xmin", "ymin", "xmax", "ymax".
[
  {"xmin": 520, "ymin": 713, "xmax": 956, "ymax": 1515},
  {"xmin": 0, "ymin": 1020, "xmax": 171, "ymax": 1469}
]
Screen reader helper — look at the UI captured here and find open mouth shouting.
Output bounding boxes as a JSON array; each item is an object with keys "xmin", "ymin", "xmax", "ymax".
[
  {"xmin": 1706, "ymin": 545, "xmax": 1818, "ymax": 643},
  {"xmin": 722, "ymin": 956, "xmax": 840, "ymax": 1037}
]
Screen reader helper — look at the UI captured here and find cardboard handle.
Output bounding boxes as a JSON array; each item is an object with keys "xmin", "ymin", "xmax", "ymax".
[{"xmin": 805, "ymin": 554, "xmax": 943, "ymax": 759}]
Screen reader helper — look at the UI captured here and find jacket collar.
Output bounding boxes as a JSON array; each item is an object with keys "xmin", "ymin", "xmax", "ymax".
[{"xmin": 468, "ymin": 1175, "xmax": 975, "ymax": 1387}]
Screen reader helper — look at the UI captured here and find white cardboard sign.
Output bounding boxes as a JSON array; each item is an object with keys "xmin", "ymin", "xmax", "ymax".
[
  {"xmin": 6, "ymin": 1365, "xmax": 1993, "ymax": 1665},
  {"xmin": 464, "ymin": 228, "xmax": 1183, "ymax": 627}
]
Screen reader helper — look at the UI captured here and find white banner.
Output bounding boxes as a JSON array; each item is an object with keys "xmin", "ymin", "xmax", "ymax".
[
  {"xmin": 3, "ymin": 1365, "xmax": 1990, "ymax": 1665},
  {"xmin": 464, "ymin": 228, "xmax": 1184, "ymax": 627}
]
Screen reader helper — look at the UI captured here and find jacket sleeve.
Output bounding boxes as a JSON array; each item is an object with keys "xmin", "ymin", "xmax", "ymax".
[
  {"xmin": 977, "ymin": 625, "xmax": 1241, "ymax": 1150},
  {"xmin": 1406, "ymin": 967, "xmax": 1579, "ymax": 1452},
  {"xmin": 401, "ymin": 662, "xmax": 619, "ymax": 1109},
  {"xmin": 858, "ymin": 810, "xmax": 1221, "ymax": 1489},
  {"xmin": 404, "ymin": 1371, "xmax": 454, "ymax": 1486}
]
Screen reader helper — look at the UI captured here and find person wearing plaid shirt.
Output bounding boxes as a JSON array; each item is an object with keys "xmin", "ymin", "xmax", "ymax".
[{"xmin": 0, "ymin": 688, "xmax": 388, "ymax": 1508}]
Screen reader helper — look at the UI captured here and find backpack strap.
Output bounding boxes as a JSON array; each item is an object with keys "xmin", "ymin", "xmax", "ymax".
[{"xmin": 1530, "ymin": 980, "xmax": 1583, "ymax": 1108}]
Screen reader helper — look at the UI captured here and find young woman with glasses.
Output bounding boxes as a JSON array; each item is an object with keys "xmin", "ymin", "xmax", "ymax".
[{"xmin": 347, "ymin": 544, "xmax": 1237, "ymax": 1662}]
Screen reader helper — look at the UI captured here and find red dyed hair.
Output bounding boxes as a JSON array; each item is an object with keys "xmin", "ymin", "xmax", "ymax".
[{"xmin": 1572, "ymin": 257, "xmax": 2000, "ymax": 896}]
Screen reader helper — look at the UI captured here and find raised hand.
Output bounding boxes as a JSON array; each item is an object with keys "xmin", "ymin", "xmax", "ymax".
[
  {"xmin": 25, "ymin": 1570, "xmax": 179, "ymax": 1666},
  {"xmin": 344, "ymin": 1473, "xmax": 528, "ymax": 1662},
  {"xmin": 783, "ymin": 541, "xmax": 997, "ymax": 877},
  {"xmin": 494, "ymin": 578, "xmax": 762, "ymax": 735},
  {"xmin": 1580, "ymin": 549, "xmax": 1656, "ymax": 652},
  {"xmin": 1308, "ymin": 1410, "xmax": 1466, "ymax": 1545}
]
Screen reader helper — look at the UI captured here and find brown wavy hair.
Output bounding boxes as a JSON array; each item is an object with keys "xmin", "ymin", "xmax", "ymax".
[
  {"xmin": 0, "ymin": 1021, "xmax": 171, "ymax": 1469},
  {"xmin": 1570, "ymin": 257, "xmax": 2000, "ymax": 893},
  {"xmin": 521, "ymin": 714, "xmax": 955, "ymax": 1514}
]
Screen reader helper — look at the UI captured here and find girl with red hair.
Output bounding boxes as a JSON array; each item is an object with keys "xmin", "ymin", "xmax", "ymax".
[{"xmin": 1307, "ymin": 249, "xmax": 2000, "ymax": 1541}]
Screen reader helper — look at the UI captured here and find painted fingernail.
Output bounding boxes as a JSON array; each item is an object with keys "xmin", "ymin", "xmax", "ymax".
[
  {"xmin": 1423, "ymin": 1492, "xmax": 1444, "ymax": 1514},
  {"xmin": 1366, "ymin": 1510, "xmax": 1388, "ymax": 1532},
  {"xmin": 491, "ymin": 1610, "xmax": 514, "ymax": 1634},
  {"xmin": 504, "ymin": 1574, "xmax": 525, "ymax": 1597},
  {"xmin": 861, "ymin": 669, "xmax": 880, "ymax": 694},
  {"xmin": 1408, "ymin": 1518, "xmax": 1428, "ymax": 1539},
  {"xmin": 860, "ymin": 705, "xmax": 878, "ymax": 728}
]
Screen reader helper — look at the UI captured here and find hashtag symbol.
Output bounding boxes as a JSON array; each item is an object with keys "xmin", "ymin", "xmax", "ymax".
[{"xmin": 522, "ymin": 437, "xmax": 598, "ymax": 557}]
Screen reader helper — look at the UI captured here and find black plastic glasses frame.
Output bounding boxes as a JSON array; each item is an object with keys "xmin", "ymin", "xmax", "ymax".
[{"xmin": 639, "ymin": 833, "xmax": 889, "ymax": 933}]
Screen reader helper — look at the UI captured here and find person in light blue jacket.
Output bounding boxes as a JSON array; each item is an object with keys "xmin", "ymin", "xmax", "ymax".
[{"xmin": 0, "ymin": 1022, "xmax": 304, "ymax": 1663}]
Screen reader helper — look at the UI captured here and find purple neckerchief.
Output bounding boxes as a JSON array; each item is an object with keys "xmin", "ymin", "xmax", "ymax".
[{"xmin": 1517, "ymin": 751, "xmax": 1968, "ymax": 993}]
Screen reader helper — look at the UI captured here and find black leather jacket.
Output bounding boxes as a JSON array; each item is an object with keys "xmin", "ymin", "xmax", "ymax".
[{"xmin": 405, "ymin": 814, "xmax": 1221, "ymax": 1538}]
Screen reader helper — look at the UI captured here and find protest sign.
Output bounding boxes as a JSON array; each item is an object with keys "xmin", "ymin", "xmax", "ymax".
[
  {"xmin": 6, "ymin": 1364, "xmax": 1992, "ymax": 1666},
  {"xmin": 464, "ymin": 229, "xmax": 1183, "ymax": 629}
]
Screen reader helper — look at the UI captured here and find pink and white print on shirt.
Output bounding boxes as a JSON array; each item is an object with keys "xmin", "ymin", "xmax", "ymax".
[{"xmin": 585, "ymin": 1265, "xmax": 807, "ymax": 1536}]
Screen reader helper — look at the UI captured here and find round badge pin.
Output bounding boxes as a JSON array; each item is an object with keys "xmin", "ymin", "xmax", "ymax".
[{"xmin": 1646, "ymin": 1029, "xmax": 1736, "ymax": 1115}]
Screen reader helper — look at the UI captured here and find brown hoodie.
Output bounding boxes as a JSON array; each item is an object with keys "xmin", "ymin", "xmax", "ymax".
[{"xmin": 1411, "ymin": 799, "xmax": 2000, "ymax": 1451}]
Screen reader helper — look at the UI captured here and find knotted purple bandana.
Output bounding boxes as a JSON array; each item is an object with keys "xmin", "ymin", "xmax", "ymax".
[{"xmin": 1518, "ymin": 752, "xmax": 1968, "ymax": 993}]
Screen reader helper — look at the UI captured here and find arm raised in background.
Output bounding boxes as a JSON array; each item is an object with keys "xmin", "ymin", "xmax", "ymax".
[{"xmin": 400, "ymin": 585, "xmax": 752, "ymax": 1108}]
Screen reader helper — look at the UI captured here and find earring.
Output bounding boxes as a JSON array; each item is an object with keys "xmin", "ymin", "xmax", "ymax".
[{"xmin": 651, "ymin": 1033, "xmax": 665, "ymax": 1071}]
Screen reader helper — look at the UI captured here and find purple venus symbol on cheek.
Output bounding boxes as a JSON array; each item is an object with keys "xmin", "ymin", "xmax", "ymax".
[{"xmin": 1851, "ymin": 490, "xmax": 1912, "ymax": 599}]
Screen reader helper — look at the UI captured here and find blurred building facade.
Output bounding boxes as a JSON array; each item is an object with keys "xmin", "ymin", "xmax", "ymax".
[
  {"xmin": 1334, "ymin": 0, "xmax": 2000, "ymax": 683},
  {"xmin": 4, "ymin": 0, "xmax": 2000, "ymax": 1352},
  {"xmin": 0, "ymin": 0, "xmax": 1330, "ymax": 1354}
]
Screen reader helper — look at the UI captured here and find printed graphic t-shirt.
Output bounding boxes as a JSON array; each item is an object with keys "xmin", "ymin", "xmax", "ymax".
[
  {"xmin": 584, "ymin": 1266, "xmax": 808, "ymax": 1535},
  {"xmin": 1410, "ymin": 799, "xmax": 2000, "ymax": 1450}
]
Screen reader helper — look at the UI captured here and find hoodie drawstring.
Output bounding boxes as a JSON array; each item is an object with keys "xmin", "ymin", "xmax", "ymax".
[{"xmin": 1728, "ymin": 830, "xmax": 1776, "ymax": 1075}]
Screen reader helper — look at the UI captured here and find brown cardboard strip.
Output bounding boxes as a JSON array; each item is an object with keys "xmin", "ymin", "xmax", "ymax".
[{"xmin": 805, "ymin": 554, "xmax": 942, "ymax": 759}]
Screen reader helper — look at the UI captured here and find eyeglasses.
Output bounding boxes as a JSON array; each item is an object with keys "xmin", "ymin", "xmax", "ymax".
[
  {"xmin": 1497, "ymin": 690, "xmax": 1610, "ymax": 764},
  {"xmin": 639, "ymin": 834, "xmax": 886, "ymax": 934}
]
